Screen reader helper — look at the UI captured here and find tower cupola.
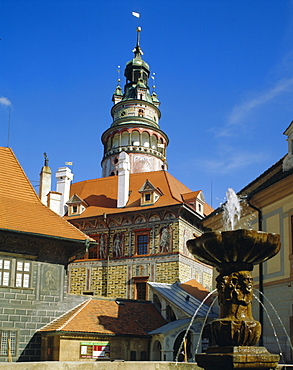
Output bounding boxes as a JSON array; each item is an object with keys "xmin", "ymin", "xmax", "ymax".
[{"xmin": 101, "ymin": 28, "xmax": 169, "ymax": 177}]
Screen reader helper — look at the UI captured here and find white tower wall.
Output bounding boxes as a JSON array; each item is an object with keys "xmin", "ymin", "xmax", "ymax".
[
  {"xmin": 56, "ymin": 167, "xmax": 74, "ymax": 216},
  {"xmin": 39, "ymin": 166, "xmax": 52, "ymax": 206},
  {"xmin": 117, "ymin": 152, "xmax": 130, "ymax": 208}
]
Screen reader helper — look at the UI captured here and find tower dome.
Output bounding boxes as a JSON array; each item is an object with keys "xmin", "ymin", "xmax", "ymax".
[{"xmin": 101, "ymin": 28, "xmax": 169, "ymax": 177}]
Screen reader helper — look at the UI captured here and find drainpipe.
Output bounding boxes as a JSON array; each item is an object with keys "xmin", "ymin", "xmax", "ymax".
[
  {"xmin": 103, "ymin": 212, "xmax": 111, "ymax": 298},
  {"xmin": 246, "ymin": 200, "xmax": 264, "ymax": 346}
]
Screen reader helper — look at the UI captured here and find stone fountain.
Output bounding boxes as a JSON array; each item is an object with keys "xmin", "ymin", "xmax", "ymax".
[{"xmin": 187, "ymin": 229, "xmax": 281, "ymax": 370}]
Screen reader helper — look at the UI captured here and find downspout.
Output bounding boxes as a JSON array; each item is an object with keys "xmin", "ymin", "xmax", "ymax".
[
  {"xmin": 103, "ymin": 213, "xmax": 111, "ymax": 298},
  {"xmin": 246, "ymin": 199, "xmax": 264, "ymax": 346}
]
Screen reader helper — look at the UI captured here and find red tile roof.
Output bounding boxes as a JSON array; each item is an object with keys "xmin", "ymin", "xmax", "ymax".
[
  {"xmin": 38, "ymin": 298, "xmax": 167, "ymax": 336},
  {"xmin": 68, "ymin": 170, "xmax": 213, "ymax": 218},
  {"xmin": 0, "ymin": 147, "xmax": 91, "ymax": 242}
]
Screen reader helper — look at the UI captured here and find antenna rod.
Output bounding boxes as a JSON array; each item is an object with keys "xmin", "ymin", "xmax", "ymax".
[{"xmin": 7, "ymin": 106, "xmax": 11, "ymax": 147}]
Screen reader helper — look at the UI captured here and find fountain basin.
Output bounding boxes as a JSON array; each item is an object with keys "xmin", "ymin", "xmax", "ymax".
[{"xmin": 187, "ymin": 229, "xmax": 280, "ymax": 274}]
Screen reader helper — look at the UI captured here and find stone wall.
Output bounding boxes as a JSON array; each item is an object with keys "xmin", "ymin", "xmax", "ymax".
[
  {"xmin": 0, "ymin": 257, "xmax": 88, "ymax": 362},
  {"xmin": 0, "ymin": 362, "xmax": 205, "ymax": 369}
]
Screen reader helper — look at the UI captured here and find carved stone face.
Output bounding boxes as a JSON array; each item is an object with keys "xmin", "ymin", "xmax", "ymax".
[{"xmin": 216, "ymin": 271, "xmax": 253, "ymax": 307}]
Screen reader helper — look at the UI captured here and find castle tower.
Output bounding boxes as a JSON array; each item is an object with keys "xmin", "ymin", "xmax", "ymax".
[{"xmin": 101, "ymin": 27, "xmax": 169, "ymax": 177}]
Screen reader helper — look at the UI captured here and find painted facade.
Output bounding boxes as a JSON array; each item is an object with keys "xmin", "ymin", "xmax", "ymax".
[{"xmin": 66, "ymin": 29, "xmax": 214, "ymax": 300}]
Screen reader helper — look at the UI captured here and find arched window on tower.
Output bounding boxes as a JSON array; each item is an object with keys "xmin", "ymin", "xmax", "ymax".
[
  {"xmin": 132, "ymin": 131, "xmax": 140, "ymax": 146},
  {"xmin": 151, "ymin": 135, "xmax": 158, "ymax": 150},
  {"xmin": 106, "ymin": 137, "xmax": 112, "ymax": 151},
  {"xmin": 142, "ymin": 132, "xmax": 150, "ymax": 147},
  {"xmin": 121, "ymin": 131, "xmax": 129, "ymax": 147},
  {"xmin": 158, "ymin": 138, "xmax": 164, "ymax": 154},
  {"xmin": 138, "ymin": 109, "xmax": 144, "ymax": 117},
  {"xmin": 112, "ymin": 133, "xmax": 119, "ymax": 148}
]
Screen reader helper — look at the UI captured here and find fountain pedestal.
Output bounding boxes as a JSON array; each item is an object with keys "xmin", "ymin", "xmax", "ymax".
[
  {"xmin": 187, "ymin": 230, "xmax": 281, "ymax": 370},
  {"xmin": 196, "ymin": 346, "xmax": 280, "ymax": 370}
]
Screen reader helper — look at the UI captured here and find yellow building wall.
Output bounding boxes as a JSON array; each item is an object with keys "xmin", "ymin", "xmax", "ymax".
[
  {"xmin": 107, "ymin": 265, "xmax": 128, "ymax": 298},
  {"xmin": 156, "ymin": 261, "xmax": 179, "ymax": 284},
  {"xmin": 56, "ymin": 336, "xmax": 149, "ymax": 361},
  {"xmin": 179, "ymin": 261, "xmax": 191, "ymax": 282},
  {"xmin": 70, "ymin": 267, "xmax": 87, "ymax": 295}
]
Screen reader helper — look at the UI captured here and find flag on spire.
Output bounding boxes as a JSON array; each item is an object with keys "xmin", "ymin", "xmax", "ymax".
[{"xmin": 132, "ymin": 12, "xmax": 140, "ymax": 18}]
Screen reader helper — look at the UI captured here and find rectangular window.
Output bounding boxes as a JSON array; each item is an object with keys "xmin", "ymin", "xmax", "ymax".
[
  {"xmin": 140, "ymin": 351, "xmax": 147, "ymax": 360},
  {"xmin": 0, "ymin": 330, "xmax": 17, "ymax": 357},
  {"xmin": 136, "ymin": 234, "xmax": 149, "ymax": 255},
  {"xmin": 15, "ymin": 261, "xmax": 31, "ymax": 288},
  {"xmin": 0, "ymin": 257, "xmax": 31, "ymax": 288},
  {"xmin": 0, "ymin": 259, "xmax": 11, "ymax": 287},
  {"xmin": 136, "ymin": 282, "xmax": 147, "ymax": 300},
  {"xmin": 145, "ymin": 193, "xmax": 151, "ymax": 202}
]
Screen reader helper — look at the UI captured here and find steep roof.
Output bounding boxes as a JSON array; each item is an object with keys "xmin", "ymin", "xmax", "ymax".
[
  {"xmin": 68, "ymin": 170, "xmax": 213, "ymax": 219},
  {"xmin": 38, "ymin": 298, "xmax": 167, "ymax": 336},
  {"xmin": 0, "ymin": 147, "xmax": 91, "ymax": 242}
]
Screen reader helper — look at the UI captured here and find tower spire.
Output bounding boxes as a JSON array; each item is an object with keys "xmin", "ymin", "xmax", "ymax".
[
  {"xmin": 133, "ymin": 27, "xmax": 143, "ymax": 58},
  {"xmin": 101, "ymin": 27, "xmax": 168, "ymax": 177}
]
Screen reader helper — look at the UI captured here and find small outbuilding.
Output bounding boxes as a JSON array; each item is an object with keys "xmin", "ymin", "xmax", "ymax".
[{"xmin": 38, "ymin": 298, "xmax": 167, "ymax": 361}]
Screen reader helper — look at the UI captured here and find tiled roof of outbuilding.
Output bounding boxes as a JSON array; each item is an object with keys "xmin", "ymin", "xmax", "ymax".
[
  {"xmin": 0, "ymin": 147, "xmax": 92, "ymax": 242},
  {"xmin": 38, "ymin": 298, "xmax": 167, "ymax": 336}
]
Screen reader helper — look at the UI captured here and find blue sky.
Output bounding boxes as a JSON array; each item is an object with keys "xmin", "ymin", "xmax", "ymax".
[{"xmin": 1, "ymin": 0, "xmax": 293, "ymax": 208}]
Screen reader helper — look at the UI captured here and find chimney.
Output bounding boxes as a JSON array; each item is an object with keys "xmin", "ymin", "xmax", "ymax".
[
  {"xmin": 39, "ymin": 153, "xmax": 52, "ymax": 206},
  {"xmin": 117, "ymin": 151, "xmax": 130, "ymax": 208},
  {"xmin": 47, "ymin": 191, "xmax": 62, "ymax": 214},
  {"xmin": 55, "ymin": 167, "xmax": 74, "ymax": 216}
]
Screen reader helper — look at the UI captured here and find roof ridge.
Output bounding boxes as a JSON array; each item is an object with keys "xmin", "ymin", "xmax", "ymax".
[
  {"xmin": 38, "ymin": 298, "xmax": 91, "ymax": 332},
  {"xmin": 58, "ymin": 298, "xmax": 92, "ymax": 331},
  {"xmin": 163, "ymin": 171, "xmax": 188, "ymax": 203},
  {"xmin": 6, "ymin": 148, "xmax": 41, "ymax": 203}
]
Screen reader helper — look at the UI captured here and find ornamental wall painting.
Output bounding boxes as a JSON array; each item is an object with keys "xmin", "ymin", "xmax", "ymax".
[
  {"xmin": 112, "ymin": 232, "xmax": 124, "ymax": 258},
  {"xmin": 183, "ymin": 228, "xmax": 193, "ymax": 257},
  {"xmin": 99, "ymin": 233, "xmax": 108, "ymax": 259},
  {"xmin": 159, "ymin": 225, "xmax": 172, "ymax": 253}
]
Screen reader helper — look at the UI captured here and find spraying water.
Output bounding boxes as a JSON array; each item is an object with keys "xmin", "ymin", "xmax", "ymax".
[
  {"xmin": 175, "ymin": 289, "xmax": 217, "ymax": 364},
  {"xmin": 223, "ymin": 188, "xmax": 241, "ymax": 230},
  {"xmin": 253, "ymin": 293, "xmax": 284, "ymax": 363}
]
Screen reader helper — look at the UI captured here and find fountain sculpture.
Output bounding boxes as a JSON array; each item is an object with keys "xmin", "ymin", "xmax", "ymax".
[{"xmin": 187, "ymin": 191, "xmax": 281, "ymax": 369}]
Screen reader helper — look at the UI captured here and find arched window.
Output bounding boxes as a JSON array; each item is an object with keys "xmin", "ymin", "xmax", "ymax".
[
  {"xmin": 112, "ymin": 133, "xmax": 119, "ymax": 148},
  {"xmin": 166, "ymin": 305, "xmax": 176, "ymax": 322},
  {"xmin": 142, "ymin": 132, "xmax": 150, "ymax": 147},
  {"xmin": 132, "ymin": 131, "xmax": 140, "ymax": 146},
  {"xmin": 173, "ymin": 331, "xmax": 191, "ymax": 362},
  {"xmin": 151, "ymin": 135, "xmax": 158, "ymax": 150},
  {"xmin": 138, "ymin": 109, "xmax": 144, "ymax": 117},
  {"xmin": 121, "ymin": 131, "xmax": 129, "ymax": 147},
  {"xmin": 152, "ymin": 340, "xmax": 162, "ymax": 361},
  {"xmin": 153, "ymin": 294, "xmax": 162, "ymax": 313}
]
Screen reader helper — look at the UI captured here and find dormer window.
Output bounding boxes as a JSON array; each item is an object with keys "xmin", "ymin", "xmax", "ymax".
[
  {"xmin": 139, "ymin": 180, "xmax": 163, "ymax": 206},
  {"xmin": 145, "ymin": 193, "xmax": 151, "ymax": 202},
  {"xmin": 66, "ymin": 194, "xmax": 88, "ymax": 216},
  {"xmin": 181, "ymin": 190, "xmax": 206, "ymax": 216}
]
